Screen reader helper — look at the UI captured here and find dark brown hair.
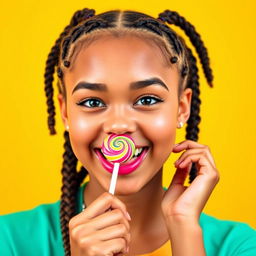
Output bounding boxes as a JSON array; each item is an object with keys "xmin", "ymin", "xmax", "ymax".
[{"xmin": 43, "ymin": 8, "xmax": 213, "ymax": 255}]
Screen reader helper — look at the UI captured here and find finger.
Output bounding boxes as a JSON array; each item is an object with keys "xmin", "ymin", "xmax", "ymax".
[
  {"xmin": 176, "ymin": 152, "xmax": 219, "ymax": 188},
  {"xmin": 179, "ymin": 171, "xmax": 220, "ymax": 215},
  {"xmin": 172, "ymin": 140, "xmax": 205, "ymax": 152},
  {"xmin": 176, "ymin": 154, "xmax": 220, "ymax": 212},
  {"xmin": 73, "ymin": 223, "xmax": 130, "ymax": 251},
  {"xmin": 92, "ymin": 209, "xmax": 130, "ymax": 232},
  {"xmin": 177, "ymin": 153, "xmax": 215, "ymax": 176},
  {"xmin": 203, "ymin": 146, "xmax": 216, "ymax": 167},
  {"xmin": 163, "ymin": 163, "xmax": 192, "ymax": 204},
  {"xmin": 69, "ymin": 192, "xmax": 130, "ymax": 228},
  {"xmin": 95, "ymin": 224, "xmax": 130, "ymax": 245},
  {"xmin": 71, "ymin": 208, "xmax": 130, "ymax": 238},
  {"xmin": 163, "ymin": 184, "xmax": 187, "ymax": 206},
  {"xmin": 174, "ymin": 148, "xmax": 206, "ymax": 167},
  {"xmin": 173, "ymin": 142, "xmax": 216, "ymax": 167},
  {"xmin": 93, "ymin": 238, "xmax": 128, "ymax": 255},
  {"xmin": 170, "ymin": 163, "xmax": 192, "ymax": 186}
]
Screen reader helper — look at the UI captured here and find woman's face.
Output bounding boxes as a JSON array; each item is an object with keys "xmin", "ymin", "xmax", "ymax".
[{"xmin": 58, "ymin": 35, "xmax": 192, "ymax": 195}]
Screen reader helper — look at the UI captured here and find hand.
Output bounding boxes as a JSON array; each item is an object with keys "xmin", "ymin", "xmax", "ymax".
[
  {"xmin": 69, "ymin": 192, "xmax": 131, "ymax": 256},
  {"xmin": 161, "ymin": 140, "xmax": 220, "ymax": 223}
]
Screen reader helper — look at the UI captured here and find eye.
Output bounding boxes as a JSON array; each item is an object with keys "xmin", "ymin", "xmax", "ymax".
[
  {"xmin": 76, "ymin": 98, "xmax": 106, "ymax": 108},
  {"xmin": 135, "ymin": 95, "xmax": 163, "ymax": 106}
]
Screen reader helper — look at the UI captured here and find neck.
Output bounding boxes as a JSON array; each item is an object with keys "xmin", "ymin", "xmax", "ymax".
[{"xmin": 83, "ymin": 169, "xmax": 168, "ymax": 238}]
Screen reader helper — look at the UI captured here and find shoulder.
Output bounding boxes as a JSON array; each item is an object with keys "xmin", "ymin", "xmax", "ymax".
[
  {"xmin": 0, "ymin": 200, "xmax": 64, "ymax": 256},
  {"xmin": 200, "ymin": 212, "xmax": 256, "ymax": 256},
  {"xmin": 0, "ymin": 200, "xmax": 61, "ymax": 225}
]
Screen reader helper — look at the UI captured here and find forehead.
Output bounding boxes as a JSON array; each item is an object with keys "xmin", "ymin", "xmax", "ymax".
[{"xmin": 64, "ymin": 35, "xmax": 178, "ymax": 90}]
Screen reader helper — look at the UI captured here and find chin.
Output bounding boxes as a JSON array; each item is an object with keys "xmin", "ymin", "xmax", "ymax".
[
  {"xmin": 113, "ymin": 188, "xmax": 138, "ymax": 196},
  {"xmin": 111, "ymin": 179, "xmax": 142, "ymax": 196}
]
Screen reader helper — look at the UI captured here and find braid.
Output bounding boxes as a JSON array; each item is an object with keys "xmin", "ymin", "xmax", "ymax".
[
  {"xmin": 132, "ymin": 18, "xmax": 183, "ymax": 55},
  {"xmin": 60, "ymin": 19, "xmax": 109, "ymax": 65},
  {"xmin": 44, "ymin": 8, "xmax": 95, "ymax": 135},
  {"xmin": 157, "ymin": 10, "xmax": 214, "ymax": 182},
  {"xmin": 185, "ymin": 47, "xmax": 201, "ymax": 183},
  {"xmin": 158, "ymin": 10, "xmax": 214, "ymax": 88},
  {"xmin": 69, "ymin": 8, "xmax": 95, "ymax": 27},
  {"xmin": 43, "ymin": 8, "xmax": 94, "ymax": 255},
  {"xmin": 60, "ymin": 131, "xmax": 88, "ymax": 256}
]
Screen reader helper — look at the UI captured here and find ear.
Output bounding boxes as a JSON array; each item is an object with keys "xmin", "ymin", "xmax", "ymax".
[
  {"xmin": 177, "ymin": 88, "xmax": 193, "ymax": 127},
  {"xmin": 57, "ymin": 93, "xmax": 69, "ymax": 130}
]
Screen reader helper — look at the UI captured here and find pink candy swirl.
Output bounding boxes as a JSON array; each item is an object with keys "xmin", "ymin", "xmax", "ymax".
[{"xmin": 101, "ymin": 134, "xmax": 136, "ymax": 163}]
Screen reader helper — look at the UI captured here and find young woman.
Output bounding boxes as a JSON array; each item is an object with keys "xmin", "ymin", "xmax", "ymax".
[{"xmin": 1, "ymin": 8, "xmax": 256, "ymax": 256}]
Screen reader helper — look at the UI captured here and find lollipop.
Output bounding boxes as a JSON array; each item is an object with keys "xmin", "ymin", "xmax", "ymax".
[
  {"xmin": 101, "ymin": 134, "xmax": 136, "ymax": 194},
  {"xmin": 102, "ymin": 134, "xmax": 136, "ymax": 163}
]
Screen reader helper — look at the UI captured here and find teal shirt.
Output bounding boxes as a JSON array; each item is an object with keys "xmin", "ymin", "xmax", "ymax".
[{"xmin": 1, "ymin": 182, "xmax": 256, "ymax": 256}]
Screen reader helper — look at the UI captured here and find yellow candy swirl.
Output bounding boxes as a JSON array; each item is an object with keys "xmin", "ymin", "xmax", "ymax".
[{"xmin": 102, "ymin": 134, "xmax": 136, "ymax": 163}]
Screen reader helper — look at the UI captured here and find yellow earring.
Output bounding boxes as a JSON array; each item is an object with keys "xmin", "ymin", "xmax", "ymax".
[{"xmin": 66, "ymin": 125, "xmax": 69, "ymax": 131}]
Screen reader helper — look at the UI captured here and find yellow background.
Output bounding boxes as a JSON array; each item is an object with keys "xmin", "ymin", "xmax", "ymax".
[{"xmin": 0, "ymin": 0, "xmax": 255, "ymax": 229}]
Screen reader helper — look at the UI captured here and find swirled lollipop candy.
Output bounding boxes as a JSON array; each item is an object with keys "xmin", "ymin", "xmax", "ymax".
[
  {"xmin": 102, "ymin": 134, "xmax": 136, "ymax": 163},
  {"xmin": 101, "ymin": 134, "xmax": 136, "ymax": 194}
]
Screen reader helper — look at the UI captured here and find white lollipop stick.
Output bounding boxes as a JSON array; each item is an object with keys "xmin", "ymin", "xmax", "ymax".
[{"xmin": 109, "ymin": 162, "xmax": 120, "ymax": 195}]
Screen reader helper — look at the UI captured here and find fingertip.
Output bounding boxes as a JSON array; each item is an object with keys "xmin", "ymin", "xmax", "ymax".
[
  {"xmin": 172, "ymin": 147, "xmax": 181, "ymax": 153},
  {"xmin": 103, "ymin": 191, "xmax": 114, "ymax": 200},
  {"xmin": 173, "ymin": 143, "xmax": 183, "ymax": 149},
  {"xmin": 125, "ymin": 212, "xmax": 132, "ymax": 221}
]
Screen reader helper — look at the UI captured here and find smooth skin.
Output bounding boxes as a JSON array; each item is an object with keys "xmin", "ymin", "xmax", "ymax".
[{"xmin": 58, "ymin": 34, "xmax": 220, "ymax": 255}]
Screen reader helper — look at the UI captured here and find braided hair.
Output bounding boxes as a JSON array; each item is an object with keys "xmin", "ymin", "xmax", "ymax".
[{"xmin": 43, "ymin": 8, "xmax": 213, "ymax": 255}]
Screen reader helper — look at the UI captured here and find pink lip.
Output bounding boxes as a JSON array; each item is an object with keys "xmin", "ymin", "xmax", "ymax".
[{"xmin": 94, "ymin": 147, "xmax": 149, "ymax": 175}]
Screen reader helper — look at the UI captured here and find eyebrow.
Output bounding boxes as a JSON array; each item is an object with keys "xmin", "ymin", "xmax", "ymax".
[{"xmin": 72, "ymin": 77, "xmax": 169, "ymax": 95}]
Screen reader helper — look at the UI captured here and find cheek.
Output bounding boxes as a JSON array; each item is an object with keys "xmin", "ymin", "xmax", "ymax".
[
  {"xmin": 147, "ymin": 110, "xmax": 176, "ymax": 137},
  {"xmin": 143, "ymin": 108, "xmax": 176, "ymax": 155},
  {"xmin": 67, "ymin": 109, "xmax": 99, "ymax": 156}
]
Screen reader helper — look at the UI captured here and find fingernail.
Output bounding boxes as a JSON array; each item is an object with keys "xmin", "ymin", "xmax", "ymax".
[
  {"xmin": 175, "ymin": 159, "xmax": 181, "ymax": 165},
  {"xmin": 174, "ymin": 143, "xmax": 181, "ymax": 147},
  {"xmin": 126, "ymin": 212, "xmax": 131, "ymax": 221},
  {"xmin": 179, "ymin": 160, "xmax": 185, "ymax": 167},
  {"xmin": 126, "ymin": 246, "xmax": 129, "ymax": 253}
]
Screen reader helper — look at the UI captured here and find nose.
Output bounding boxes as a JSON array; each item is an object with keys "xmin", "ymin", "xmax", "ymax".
[{"xmin": 103, "ymin": 106, "xmax": 137, "ymax": 135}]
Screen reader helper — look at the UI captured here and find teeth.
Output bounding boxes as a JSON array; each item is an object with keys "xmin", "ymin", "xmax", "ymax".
[
  {"xmin": 134, "ymin": 148, "xmax": 143, "ymax": 157},
  {"xmin": 99, "ymin": 147, "xmax": 144, "ymax": 158}
]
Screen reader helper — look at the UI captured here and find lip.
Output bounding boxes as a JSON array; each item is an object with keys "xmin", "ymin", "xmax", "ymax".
[{"xmin": 94, "ymin": 147, "xmax": 149, "ymax": 175}]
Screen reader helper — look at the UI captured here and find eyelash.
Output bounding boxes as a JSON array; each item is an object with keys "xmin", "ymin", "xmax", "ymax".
[{"xmin": 76, "ymin": 95, "xmax": 164, "ymax": 108}]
